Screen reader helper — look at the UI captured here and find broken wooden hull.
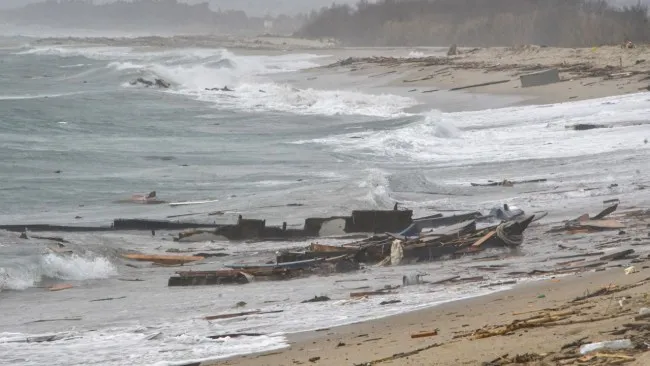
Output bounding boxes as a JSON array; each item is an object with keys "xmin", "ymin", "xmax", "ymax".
[
  {"xmin": 168, "ymin": 268, "xmax": 301, "ymax": 286},
  {"xmin": 122, "ymin": 253, "xmax": 204, "ymax": 265},
  {"xmin": 226, "ymin": 258, "xmax": 323, "ymax": 270},
  {"xmin": 310, "ymin": 243, "xmax": 358, "ymax": 253}
]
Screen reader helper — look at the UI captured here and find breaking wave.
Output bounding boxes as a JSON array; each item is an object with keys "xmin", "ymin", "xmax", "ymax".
[
  {"xmin": 302, "ymin": 93, "xmax": 650, "ymax": 164},
  {"xmin": 0, "ymin": 253, "xmax": 116, "ymax": 291},
  {"xmin": 18, "ymin": 45, "xmax": 417, "ymax": 117}
]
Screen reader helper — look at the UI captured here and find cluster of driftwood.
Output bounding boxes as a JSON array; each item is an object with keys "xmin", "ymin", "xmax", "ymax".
[
  {"xmin": 549, "ymin": 203, "xmax": 623, "ymax": 235},
  {"xmin": 167, "ymin": 210, "xmax": 536, "ymax": 287},
  {"xmin": 474, "ymin": 279, "xmax": 650, "ymax": 366}
]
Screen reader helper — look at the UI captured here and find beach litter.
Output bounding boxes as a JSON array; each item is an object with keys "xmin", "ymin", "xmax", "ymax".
[
  {"xmin": 579, "ymin": 339, "xmax": 633, "ymax": 354},
  {"xmin": 410, "ymin": 330, "xmax": 438, "ymax": 339}
]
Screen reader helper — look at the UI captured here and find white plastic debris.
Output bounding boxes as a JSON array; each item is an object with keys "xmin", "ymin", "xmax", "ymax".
[
  {"xmin": 390, "ymin": 239, "xmax": 404, "ymax": 266},
  {"xmin": 579, "ymin": 339, "xmax": 633, "ymax": 355},
  {"xmin": 625, "ymin": 266, "xmax": 638, "ymax": 275}
]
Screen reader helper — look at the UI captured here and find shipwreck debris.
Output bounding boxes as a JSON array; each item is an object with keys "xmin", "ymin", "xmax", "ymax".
[
  {"xmin": 122, "ymin": 253, "xmax": 204, "ymax": 265},
  {"xmin": 520, "ymin": 68, "xmax": 560, "ymax": 88},
  {"xmin": 302, "ymin": 296, "xmax": 331, "ymax": 303},
  {"xmin": 204, "ymin": 310, "xmax": 283, "ymax": 321}
]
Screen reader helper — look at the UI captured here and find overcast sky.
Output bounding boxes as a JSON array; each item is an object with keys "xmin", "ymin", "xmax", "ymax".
[
  {"xmin": 0, "ymin": 0, "xmax": 647, "ymax": 15},
  {"xmin": 0, "ymin": 0, "xmax": 361, "ymax": 15}
]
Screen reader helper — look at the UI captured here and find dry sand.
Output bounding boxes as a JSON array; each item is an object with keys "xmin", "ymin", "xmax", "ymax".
[
  {"xmin": 310, "ymin": 44, "xmax": 650, "ymax": 105},
  {"xmin": 36, "ymin": 34, "xmax": 650, "ymax": 104}
]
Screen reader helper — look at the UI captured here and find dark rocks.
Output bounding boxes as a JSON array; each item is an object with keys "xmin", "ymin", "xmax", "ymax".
[
  {"xmin": 570, "ymin": 123, "xmax": 608, "ymax": 131},
  {"xmin": 130, "ymin": 77, "xmax": 171, "ymax": 89},
  {"xmin": 205, "ymin": 86, "xmax": 234, "ymax": 92}
]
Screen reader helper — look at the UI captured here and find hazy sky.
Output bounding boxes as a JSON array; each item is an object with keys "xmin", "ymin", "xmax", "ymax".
[
  {"xmin": 0, "ymin": 0, "xmax": 647, "ymax": 14},
  {"xmin": 0, "ymin": 0, "xmax": 361, "ymax": 15}
]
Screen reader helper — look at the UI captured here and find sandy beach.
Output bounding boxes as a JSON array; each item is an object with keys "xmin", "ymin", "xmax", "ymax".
[
  {"xmin": 33, "ymin": 35, "xmax": 650, "ymax": 104},
  {"xmin": 221, "ymin": 266, "xmax": 650, "ymax": 366},
  {"xmin": 4, "ymin": 34, "xmax": 650, "ymax": 365},
  {"xmin": 303, "ymin": 44, "xmax": 650, "ymax": 106},
  {"xmin": 204, "ymin": 206, "xmax": 650, "ymax": 366},
  {"xmin": 187, "ymin": 40, "xmax": 650, "ymax": 366}
]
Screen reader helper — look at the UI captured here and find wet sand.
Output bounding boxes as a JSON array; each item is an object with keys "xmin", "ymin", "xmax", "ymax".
[
  {"xmin": 213, "ymin": 42, "xmax": 650, "ymax": 366},
  {"xmin": 220, "ymin": 263, "xmax": 650, "ymax": 366},
  {"xmin": 26, "ymin": 35, "xmax": 650, "ymax": 364}
]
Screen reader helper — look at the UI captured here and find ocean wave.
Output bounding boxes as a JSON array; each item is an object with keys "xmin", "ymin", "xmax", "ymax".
[
  {"xmin": 0, "ymin": 326, "xmax": 288, "ymax": 366},
  {"xmin": 20, "ymin": 44, "xmax": 416, "ymax": 117},
  {"xmin": 358, "ymin": 168, "xmax": 394, "ymax": 208},
  {"xmin": 0, "ymin": 253, "xmax": 116, "ymax": 291},
  {"xmin": 0, "ymin": 92, "xmax": 88, "ymax": 101},
  {"xmin": 191, "ymin": 83, "xmax": 417, "ymax": 117},
  {"xmin": 301, "ymin": 93, "xmax": 650, "ymax": 164}
]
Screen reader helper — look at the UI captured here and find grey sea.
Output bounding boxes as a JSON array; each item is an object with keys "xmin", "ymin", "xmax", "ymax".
[{"xmin": 1, "ymin": 37, "xmax": 650, "ymax": 365}]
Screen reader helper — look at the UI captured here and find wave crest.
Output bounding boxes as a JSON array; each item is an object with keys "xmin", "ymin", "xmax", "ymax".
[{"xmin": 0, "ymin": 253, "xmax": 117, "ymax": 291}]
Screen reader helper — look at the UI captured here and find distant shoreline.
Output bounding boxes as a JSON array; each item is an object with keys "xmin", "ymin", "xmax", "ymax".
[{"xmin": 28, "ymin": 36, "xmax": 650, "ymax": 105}]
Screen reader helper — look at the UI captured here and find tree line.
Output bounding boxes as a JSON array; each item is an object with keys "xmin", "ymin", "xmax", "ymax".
[
  {"xmin": 297, "ymin": 0, "xmax": 650, "ymax": 47},
  {"xmin": 1, "ymin": 0, "xmax": 306, "ymax": 35}
]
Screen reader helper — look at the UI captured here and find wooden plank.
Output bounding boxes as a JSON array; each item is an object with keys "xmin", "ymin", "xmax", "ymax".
[
  {"xmin": 204, "ymin": 310, "xmax": 283, "ymax": 321},
  {"xmin": 48, "ymin": 284, "xmax": 73, "ymax": 292},
  {"xmin": 580, "ymin": 220, "xmax": 625, "ymax": 229},
  {"xmin": 471, "ymin": 231, "xmax": 496, "ymax": 248},
  {"xmin": 411, "ymin": 331, "xmax": 438, "ymax": 339},
  {"xmin": 350, "ymin": 290, "xmax": 395, "ymax": 298},
  {"xmin": 592, "ymin": 204, "xmax": 619, "ymax": 220},
  {"xmin": 449, "ymin": 79, "xmax": 510, "ymax": 91},
  {"xmin": 122, "ymin": 253, "xmax": 204, "ymax": 265},
  {"xmin": 600, "ymin": 249, "xmax": 635, "ymax": 261}
]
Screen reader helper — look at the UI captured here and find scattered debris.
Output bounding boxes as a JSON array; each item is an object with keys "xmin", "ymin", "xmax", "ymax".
[
  {"xmin": 579, "ymin": 339, "xmax": 633, "ymax": 355},
  {"xmin": 353, "ymin": 343, "xmax": 441, "ymax": 365},
  {"xmin": 570, "ymin": 123, "xmax": 608, "ymax": 131},
  {"xmin": 90, "ymin": 296, "xmax": 127, "ymax": 302},
  {"xmin": 379, "ymin": 300, "xmax": 402, "ymax": 305},
  {"xmin": 48, "ymin": 284, "xmax": 73, "ymax": 292},
  {"xmin": 411, "ymin": 330, "xmax": 438, "ymax": 339},
  {"xmin": 600, "ymin": 249, "xmax": 635, "ymax": 261},
  {"xmin": 449, "ymin": 79, "xmax": 510, "ymax": 91},
  {"xmin": 29, "ymin": 317, "xmax": 82, "ymax": 323},
  {"xmin": 207, "ymin": 333, "xmax": 264, "ymax": 339},
  {"xmin": 471, "ymin": 178, "xmax": 547, "ymax": 187},
  {"xmin": 204, "ymin": 310, "xmax": 284, "ymax": 320},
  {"xmin": 302, "ymin": 296, "xmax": 331, "ymax": 303},
  {"xmin": 122, "ymin": 253, "xmax": 204, "ymax": 265},
  {"xmin": 520, "ymin": 68, "xmax": 559, "ymax": 88}
]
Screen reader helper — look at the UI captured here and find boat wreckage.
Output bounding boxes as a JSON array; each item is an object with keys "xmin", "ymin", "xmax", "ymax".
[{"xmin": 168, "ymin": 208, "xmax": 536, "ymax": 287}]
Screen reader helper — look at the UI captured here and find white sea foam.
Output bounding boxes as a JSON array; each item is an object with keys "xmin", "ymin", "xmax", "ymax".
[
  {"xmin": 0, "ymin": 253, "xmax": 116, "ymax": 291},
  {"xmin": 0, "ymin": 328, "xmax": 288, "ymax": 366},
  {"xmin": 0, "ymin": 277, "xmax": 511, "ymax": 365},
  {"xmin": 304, "ymin": 93, "xmax": 650, "ymax": 164},
  {"xmin": 191, "ymin": 83, "xmax": 417, "ymax": 117},
  {"xmin": 358, "ymin": 169, "xmax": 394, "ymax": 208},
  {"xmin": 20, "ymin": 45, "xmax": 416, "ymax": 117},
  {"xmin": 0, "ymin": 92, "xmax": 86, "ymax": 100}
]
